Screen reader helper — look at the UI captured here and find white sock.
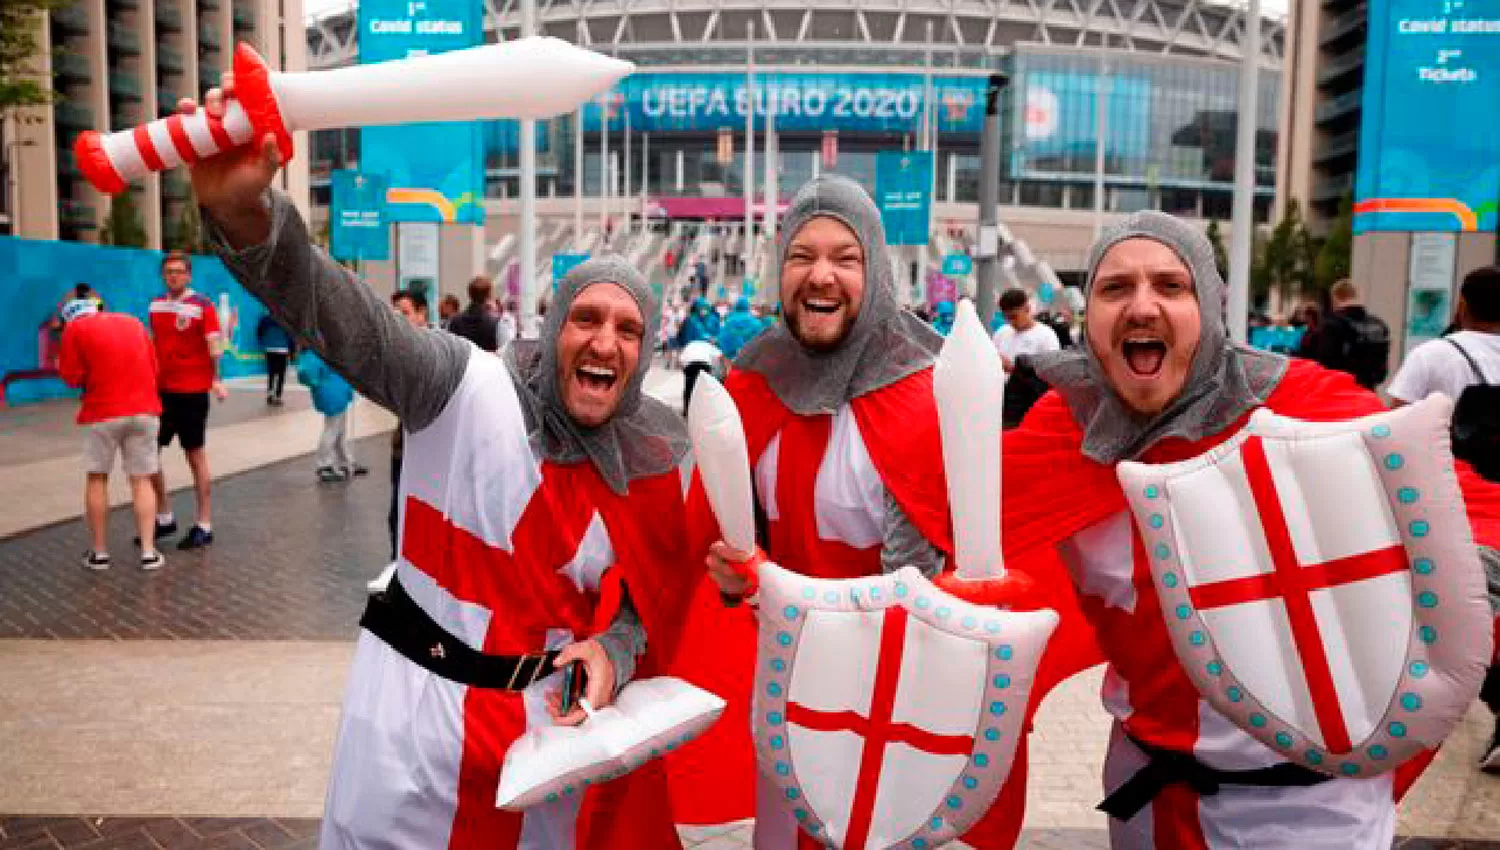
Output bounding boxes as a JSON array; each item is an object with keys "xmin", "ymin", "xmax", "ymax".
[
  {"xmin": 157, "ymin": 512, "xmax": 175, "ymax": 525},
  {"xmin": 196, "ymin": 522, "xmax": 211, "ymax": 532}
]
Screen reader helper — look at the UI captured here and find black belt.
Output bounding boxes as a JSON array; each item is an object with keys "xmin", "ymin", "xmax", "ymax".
[
  {"xmin": 361, "ymin": 574, "xmax": 562, "ymax": 691},
  {"xmin": 1098, "ymin": 734, "xmax": 1332, "ymax": 821}
]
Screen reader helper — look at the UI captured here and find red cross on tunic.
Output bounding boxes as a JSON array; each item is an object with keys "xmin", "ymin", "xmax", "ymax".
[
  {"xmin": 1184, "ymin": 436, "xmax": 1410, "ymax": 755},
  {"xmin": 785, "ymin": 606, "xmax": 976, "ymax": 850},
  {"xmin": 399, "ymin": 465, "xmax": 606, "ymax": 850}
]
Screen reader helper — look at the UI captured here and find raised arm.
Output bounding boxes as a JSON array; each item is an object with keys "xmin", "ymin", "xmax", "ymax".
[
  {"xmin": 204, "ymin": 189, "xmax": 467, "ymax": 429},
  {"xmin": 184, "ymin": 79, "xmax": 466, "ymax": 430}
]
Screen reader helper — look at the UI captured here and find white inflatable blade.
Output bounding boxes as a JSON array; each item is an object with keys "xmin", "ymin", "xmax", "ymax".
[
  {"xmin": 687, "ymin": 374, "xmax": 757, "ymax": 554},
  {"xmin": 933, "ymin": 299, "xmax": 1005, "ymax": 580},
  {"xmin": 273, "ymin": 37, "xmax": 634, "ymax": 129}
]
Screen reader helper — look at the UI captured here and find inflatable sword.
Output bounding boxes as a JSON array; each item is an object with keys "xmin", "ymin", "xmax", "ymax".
[
  {"xmin": 686, "ymin": 374, "xmax": 757, "ymax": 557},
  {"xmin": 933, "ymin": 299, "xmax": 1007, "ymax": 580},
  {"xmin": 75, "ymin": 37, "xmax": 633, "ymax": 195}
]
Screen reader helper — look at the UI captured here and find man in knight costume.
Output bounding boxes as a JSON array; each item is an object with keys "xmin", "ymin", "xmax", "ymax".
[
  {"xmin": 1000, "ymin": 211, "xmax": 1500, "ymax": 848},
  {"xmin": 669, "ymin": 175, "xmax": 1098, "ymax": 848},
  {"xmin": 187, "ymin": 90, "xmax": 697, "ymax": 849}
]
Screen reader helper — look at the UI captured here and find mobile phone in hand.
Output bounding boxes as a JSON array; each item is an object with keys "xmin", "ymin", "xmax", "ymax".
[{"xmin": 559, "ymin": 661, "xmax": 587, "ymax": 715}]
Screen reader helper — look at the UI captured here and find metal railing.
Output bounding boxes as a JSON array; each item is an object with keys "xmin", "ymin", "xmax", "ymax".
[
  {"xmin": 1314, "ymin": 88, "xmax": 1363, "ymax": 123},
  {"xmin": 1314, "ymin": 130, "xmax": 1359, "ymax": 163},
  {"xmin": 1316, "ymin": 47, "xmax": 1365, "ymax": 86},
  {"xmin": 1319, "ymin": 3, "xmax": 1367, "ymax": 45}
]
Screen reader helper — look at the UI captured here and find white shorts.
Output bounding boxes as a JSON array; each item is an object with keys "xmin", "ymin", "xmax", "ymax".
[{"xmin": 84, "ymin": 415, "xmax": 161, "ymax": 476}]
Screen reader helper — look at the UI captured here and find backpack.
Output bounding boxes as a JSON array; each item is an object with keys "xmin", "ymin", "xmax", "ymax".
[
  {"xmin": 1338, "ymin": 310, "xmax": 1392, "ymax": 388},
  {"xmin": 1445, "ymin": 338, "xmax": 1500, "ymax": 482}
]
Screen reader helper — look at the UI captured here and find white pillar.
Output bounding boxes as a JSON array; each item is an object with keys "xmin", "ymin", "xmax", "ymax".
[
  {"xmin": 623, "ymin": 109, "xmax": 632, "ymax": 232},
  {"xmin": 599, "ymin": 91, "xmax": 610, "ymax": 237},
  {"xmin": 762, "ymin": 86, "xmax": 778, "ymax": 296},
  {"xmin": 676, "ymin": 148, "xmax": 685, "ymax": 193},
  {"xmin": 519, "ymin": 0, "xmax": 538, "ymax": 337},
  {"xmin": 744, "ymin": 21, "xmax": 756, "ymax": 270},
  {"xmin": 641, "ymin": 131, "xmax": 650, "ymax": 221},
  {"xmin": 1227, "ymin": 0, "xmax": 1261, "ymax": 344},
  {"xmin": 1093, "ymin": 44, "xmax": 1110, "ymax": 239},
  {"xmin": 573, "ymin": 19, "xmax": 585, "ymax": 251}
]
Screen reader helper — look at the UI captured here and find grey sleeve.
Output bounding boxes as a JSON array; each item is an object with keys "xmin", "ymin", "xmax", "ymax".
[
  {"xmin": 595, "ymin": 589, "xmax": 646, "ymax": 694},
  {"xmin": 880, "ymin": 489, "xmax": 947, "ymax": 578},
  {"xmin": 204, "ymin": 190, "xmax": 469, "ymax": 431}
]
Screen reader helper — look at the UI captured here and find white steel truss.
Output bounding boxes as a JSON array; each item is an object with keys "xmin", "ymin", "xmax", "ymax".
[{"xmin": 306, "ymin": 0, "xmax": 1283, "ymax": 70}]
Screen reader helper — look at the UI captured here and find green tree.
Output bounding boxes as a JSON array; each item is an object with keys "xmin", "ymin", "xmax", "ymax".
[
  {"xmin": 1315, "ymin": 194, "xmax": 1354, "ymax": 291},
  {"xmin": 1205, "ymin": 219, "xmax": 1229, "ymax": 280},
  {"xmin": 1261, "ymin": 200, "xmax": 1305, "ymax": 305},
  {"xmin": 101, "ymin": 185, "xmax": 147, "ymax": 247},
  {"xmin": 0, "ymin": 0, "xmax": 67, "ymax": 113},
  {"xmin": 168, "ymin": 196, "xmax": 203, "ymax": 253}
]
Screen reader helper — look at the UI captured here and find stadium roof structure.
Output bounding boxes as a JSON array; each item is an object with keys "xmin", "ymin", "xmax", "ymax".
[{"xmin": 306, "ymin": 0, "xmax": 1285, "ymax": 71}]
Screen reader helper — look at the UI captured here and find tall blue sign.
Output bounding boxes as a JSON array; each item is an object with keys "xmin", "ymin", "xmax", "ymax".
[
  {"xmin": 1355, "ymin": 0, "xmax": 1500, "ymax": 233},
  {"xmin": 330, "ymin": 171, "xmax": 390, "ymax": 261},
  {"xmin": 359, "ymin": 0, "xmax": 485, "ymax": 225},
  {"xmin": 875, "ymin": 152, "xmax": 933, "ymax": 246}
]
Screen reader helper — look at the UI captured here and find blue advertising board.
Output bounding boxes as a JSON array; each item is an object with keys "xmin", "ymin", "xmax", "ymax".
[
  {"xmin": 330, "ymin": 171, "xmax": 390, "ymax": 261},
  {"xmin": 1355, "ymin": 0, "xmax": 1500, "ymax": 233},
  {"xmin": 580, "ymin": 73, "xmax": 991, "ymax": 136},
  {"xmin": 552, "ymin": 252, "xmax": 590, "ymax": 283},
  {"xmin": 875, "ymin": 152, "xmax": 933, "ymax": 246},
  {"xmin": 359, "ymin": 0, "xmax": 485, "ymax": 225},
  {"xmin": 1009, "ymin": 71, "xmax": 1152, "ymax": 178},
  {"xmin": 942, "ymin": 252, "xmax": 973, "ymax": 276}
]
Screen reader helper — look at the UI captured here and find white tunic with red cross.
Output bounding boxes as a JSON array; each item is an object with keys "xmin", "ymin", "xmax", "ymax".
[
  {"xmin": 318, "ymin": 354, "xmax": 683, "ymax": 850},
  {"xmin": 1058, "ymin": 502, "xmax": 1399, "ymax": 850}
]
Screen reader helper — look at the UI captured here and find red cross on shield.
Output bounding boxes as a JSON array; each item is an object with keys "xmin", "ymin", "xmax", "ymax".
[
  {"xmin": 752, "ymin": 563, "xmax": 1057, "ymax": 849},
  {"xmin": 1118, "ymin": 397, "xmax": 1494, "ymax": 778}
]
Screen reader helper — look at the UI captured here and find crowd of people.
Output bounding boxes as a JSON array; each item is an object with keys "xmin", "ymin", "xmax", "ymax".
[{"xmin": 44, "ymin": 81, "xmax": 1500, "ymax": 849}]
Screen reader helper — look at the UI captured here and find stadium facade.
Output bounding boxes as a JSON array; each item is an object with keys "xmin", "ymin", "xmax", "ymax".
[{"xmin": 304, "ymin": 0, "xmax": 1284, "ymax": 281}]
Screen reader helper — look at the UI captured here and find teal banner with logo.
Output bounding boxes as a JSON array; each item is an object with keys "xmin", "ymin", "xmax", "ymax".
[
  {"xmin": 581, "ymin": 73, "xmax": 991, "ymax": 136},
  {"xmin": 552, "ymin": 252, "xmax": 590, "ymax": 283},
  {"xmin": 359, "ymin": 0, "xmax": 485, "ymax": 225},
  {"xmin": 875, "ymin": 152, "xmax": 933, "ymax": 246},
  {"xmin": 330, "ymin": 171, "xmax": 390, "ymax": 261},
  {"xmin": 942, "ymin": 252, "xmax": 973, "ymax": 276}
]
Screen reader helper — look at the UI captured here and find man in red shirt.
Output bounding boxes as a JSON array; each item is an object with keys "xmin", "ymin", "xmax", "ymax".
[
  {"xmin": 58, "ymin": 298, "xmax": 167, "ymax": 570},
  {"xmin": 148, "ymin": 251, "xmax": 228, "ymax": 550}
]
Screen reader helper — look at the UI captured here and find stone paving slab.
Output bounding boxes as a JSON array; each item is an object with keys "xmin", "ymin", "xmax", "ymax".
[{"xmin": 0, "ymin": 438, "xmax": 389, "ymax": 640}]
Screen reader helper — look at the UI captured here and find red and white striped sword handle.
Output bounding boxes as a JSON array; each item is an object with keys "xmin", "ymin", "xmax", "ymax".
[{"xmin": 74, "ymin": 100, "xmax": 257, "ymax": 194}]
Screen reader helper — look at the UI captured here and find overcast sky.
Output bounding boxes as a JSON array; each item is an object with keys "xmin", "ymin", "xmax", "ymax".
[{"xmin": 301, "ymin": 0, "xmax": 1291, "ymax": 28}]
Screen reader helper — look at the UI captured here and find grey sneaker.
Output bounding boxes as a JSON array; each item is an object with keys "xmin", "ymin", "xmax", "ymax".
[
  {"xmin": 140, "ymin": 550, "xmax": 165, "ymax": 571},
  {"xmin": 83, "ymin": 550, "xmax": 110, "ymax": 571}
]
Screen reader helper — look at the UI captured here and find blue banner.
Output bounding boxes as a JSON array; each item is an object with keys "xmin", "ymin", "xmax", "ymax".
[
  {"xmin": 330, "ymin": 171, "xmax": 390, "ymax": 261},
  {"xmin": 359, "ymin": 0, "xmax": 485, "ymax": 225},
  {"xmin": 942, "ymin": 253, "xmax": 973, "ymax": 276},
  {"xmin": 875, "ymin": 151, "xmax": 932, "ymax": 246},
  {"xmin": 580, "ymin": 73, "xmax": 991, "ymax": 136},
  {"xmin": 0, "ymin": 237, "xmax": 269, "ymax": 405},
  {"xmin": 553, "ymin": 252, "xmax": 589, "ymax": 282},
  {"xmin": 1009, "ymin": 71, "xmax": 1153, "ymax": 178},
  {"xmin": 1354, "ymin": 0, "xmax": 1500, "ymax": 233}
]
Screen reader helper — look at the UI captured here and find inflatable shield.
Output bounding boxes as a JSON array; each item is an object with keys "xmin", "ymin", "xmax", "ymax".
[
  {"xmin": 752, "ymin": 563, "xmax": 1057, "ymax": 849},
  {"xmin": 1117, "ymin": 395, "xmax": 1492, "ymax": 778}
]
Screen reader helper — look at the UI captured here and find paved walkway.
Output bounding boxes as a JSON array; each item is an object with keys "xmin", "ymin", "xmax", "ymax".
[{"xmin": 1, "ymin": 364, "xmax": 1498, "ymax": 849}]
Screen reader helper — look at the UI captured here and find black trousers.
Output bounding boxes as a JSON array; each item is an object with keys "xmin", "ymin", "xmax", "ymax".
[
  {"xmin": 683, "ymin": 362, "xmax": 714, "ymax": 412},
  {"xmin": 1483, "ymin": 660, "xmax": 1500, "ymax": 714},
  {"xmin": 265, "ymin": 351, "xmax": 288, "ymax": 399}
]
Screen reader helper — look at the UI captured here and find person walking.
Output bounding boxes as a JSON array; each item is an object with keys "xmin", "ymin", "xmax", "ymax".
[
  {"xmin": 1388, "ymin": 265, "xmax": 1500, "ymax": 773},
  {"xmin": 57, "ymin": 298, "xmax": 166, "ymax": 570},
  {"xmin": 993, "ymin": 287, "xmax": 1062, "ymax": 428},
  {"xmin": 370, "ymin": 289, "xmax": 429, "ymax": 593},
  {"xmin": 299, "ymin": 349, "xmax": 366, "ymax": 482},
  {"xmin": 447, "ymin": 275, "xmax": 502, "ymax": 352},
  {"xmin": 257, "ymin": 313, "xmax": 293, "ymax": 405},
  {"xmin": 1299, "ymin": 279, "xmax": 1391, "ymax": 389},
  {"xmin": 147, "ymin": 251, "xmax": 227, "ymax": 551}
]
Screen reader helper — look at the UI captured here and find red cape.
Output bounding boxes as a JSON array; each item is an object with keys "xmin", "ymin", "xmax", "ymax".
[
  {"xmin": 1002, "ymin": 358, "xmax": 1500, "ymax": 801},
  {"xmin": 666, "ymin": 369, "xmax": 1109, "ymax": 848}
]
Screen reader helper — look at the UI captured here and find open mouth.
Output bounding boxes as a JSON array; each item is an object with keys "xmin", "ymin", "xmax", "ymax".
[
  {"xmin": 803, "ymin": 297, "xmax": 842, "ymax": 316},
  {"xmin": 1121, "ymin": 337, "xmax": 1168, "ymax": 377},
  {"xmin": 575, "ymin": 364, "xmax": 618, "ymax": 393}
]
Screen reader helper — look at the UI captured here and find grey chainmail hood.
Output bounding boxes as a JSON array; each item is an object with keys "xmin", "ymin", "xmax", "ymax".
[
  {"xmin": 506, "ymin": 254, "xmax": 689, "ymax": 494},
  {"xmin": 1030, "ymin": 210, "xmax": 1287, "ymax": 464},
  {"xmin": 735, "ymin": 174, "xmax": 944, "ymax": 414}
]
